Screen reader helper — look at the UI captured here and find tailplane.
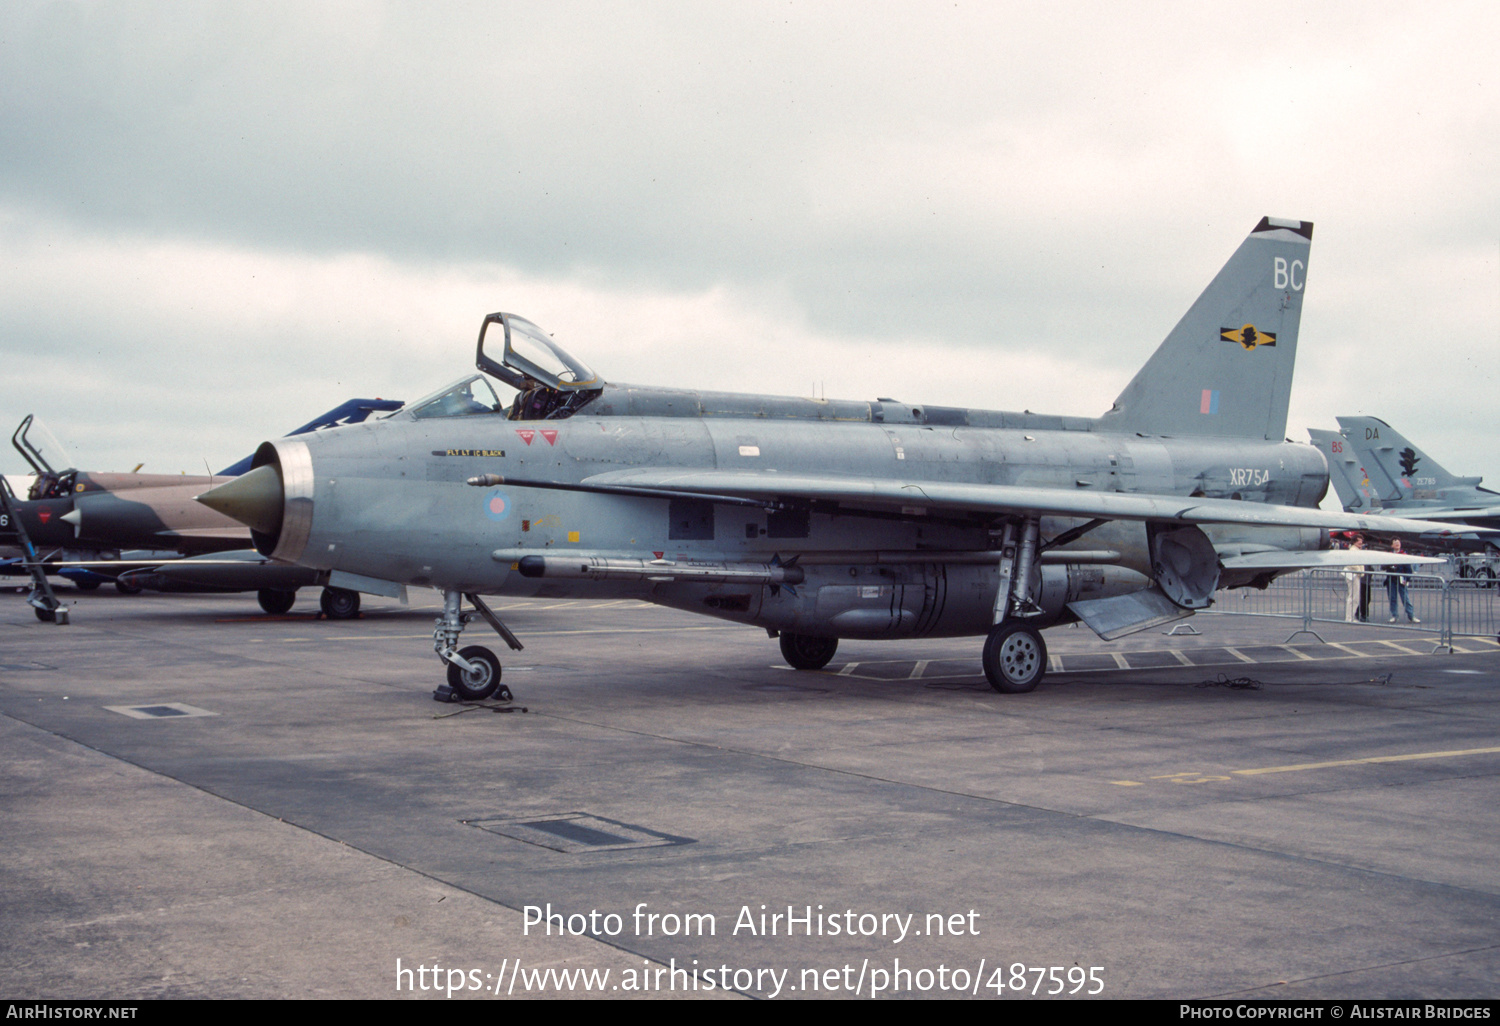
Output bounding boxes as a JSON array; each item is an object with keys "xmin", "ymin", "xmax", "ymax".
[{"xmin": 1098, "ymin": 217, "xmax": 1312, "ymax": 440}]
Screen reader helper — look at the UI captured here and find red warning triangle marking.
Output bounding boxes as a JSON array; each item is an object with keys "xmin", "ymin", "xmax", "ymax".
[
  {"xmin": 540, "ymin": 429, "xmax": 558, "ymax": 445},
  {"xmin": 515, "ymin": 429, "xmax": 535, "ymax": 445}
]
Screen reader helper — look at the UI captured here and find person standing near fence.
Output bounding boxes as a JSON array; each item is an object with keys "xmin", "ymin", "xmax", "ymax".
[
  {"xmin": 1344, "ymin": 533, "xmax": 1368, "ymax": 622},
  {"xmin": 1386, "ymin": 539, "xmax": 1418, "ymax": 623}
]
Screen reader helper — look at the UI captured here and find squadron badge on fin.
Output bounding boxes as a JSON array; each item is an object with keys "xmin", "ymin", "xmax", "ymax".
[{"xmin": 1221, "ymin": 324, "xmax": 1277, "ymax": 350}]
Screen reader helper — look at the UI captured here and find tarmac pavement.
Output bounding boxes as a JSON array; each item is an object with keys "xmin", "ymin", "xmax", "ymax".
[{"xmin": 3, "ymin": 587, "xmax": 1498, "ymax": 999}]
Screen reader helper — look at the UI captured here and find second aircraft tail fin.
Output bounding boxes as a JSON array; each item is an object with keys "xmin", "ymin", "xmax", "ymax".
[{"xmin": 1335, "ymin": 416, "xmax": 1475, "ymax": 503}]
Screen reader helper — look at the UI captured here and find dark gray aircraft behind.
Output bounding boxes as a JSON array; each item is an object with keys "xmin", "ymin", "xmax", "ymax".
[
  {"xmin": 1310, "ymin": 418, "xmax": 1500, "ymax": 576},
  {"xmin": 8, "ymin": 400, "xmax": 402, "ymax": 618},
  {"xmin": 1311, "ymin": 418, "xmax": 1500, "ymax": 524},
  {"xmin": 200, "ymin": 217, "xmax": 1462, "ymax": 697}
]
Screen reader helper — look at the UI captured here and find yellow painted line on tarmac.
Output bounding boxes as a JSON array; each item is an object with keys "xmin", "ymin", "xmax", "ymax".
[
  {"xmin": 1281, "ymin": 645, "xmax": 1316, "ymax": 660},
  {"xmin": 1376, "ymin": 639, "xmax": 1425, "ymax": 655},
  {"xmin": 1452, "ymin": 639, "xmax": 1500, "ymax": 653},
  {"xmin": 1222, "ymin": 647, "xmax": 1256, "ymax": 663},
  {"xmin": 1231, "ymin": 746, "xmax": 1500, "ymax": 777},
  {"xmin": 1170, "ymin": 649, "xmax": 1194, "ymax": 666}
]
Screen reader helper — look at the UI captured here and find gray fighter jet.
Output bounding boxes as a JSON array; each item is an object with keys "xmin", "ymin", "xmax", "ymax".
[{"xmin": 199, "ymin": 217, "xmax": 1465, "ymax": 697}]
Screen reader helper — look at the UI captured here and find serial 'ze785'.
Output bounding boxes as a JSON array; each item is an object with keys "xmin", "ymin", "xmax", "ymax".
[{"xmin": 198, "ymin": 217, "xmax": 1462, "ymax": 697}]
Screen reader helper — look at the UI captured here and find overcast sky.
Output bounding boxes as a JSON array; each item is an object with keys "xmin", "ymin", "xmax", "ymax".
[{"xmin": 2, "ymin": 2, "xmax": 1496, "ymax": 498}]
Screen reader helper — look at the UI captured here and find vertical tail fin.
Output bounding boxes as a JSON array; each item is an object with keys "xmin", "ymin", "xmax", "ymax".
[
  {"xmin": 1335, "ymin": 416, "xmax": 1470, "ymax": 503},
  {"xmin": 1098, "ymin": 217, "xmax": 1312, "ymax": 440},
  {"xmin": 1308, "ymin": 427, "xmax": 1381, "ymax": 510}
]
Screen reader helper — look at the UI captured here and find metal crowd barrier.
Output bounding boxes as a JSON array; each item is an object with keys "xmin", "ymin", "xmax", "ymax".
[{"xmin": 1208, "ymin": 562, "xmax": 1499, "ymax": 652}]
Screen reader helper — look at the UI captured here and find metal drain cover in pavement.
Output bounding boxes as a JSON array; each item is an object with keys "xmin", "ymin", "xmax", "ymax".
[
  {"xmin": 467, "ymin": 813, "xmax": 691, "ymax": 853},
  {"xmin": 105, "ymin": 703, "xmax": 218, "ymax": 720}
]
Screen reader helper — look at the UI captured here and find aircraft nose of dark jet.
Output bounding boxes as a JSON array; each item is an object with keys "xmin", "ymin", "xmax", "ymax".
[{"xmin": 196, "ymin": 464, "xmax": 283, "ymax": 536}]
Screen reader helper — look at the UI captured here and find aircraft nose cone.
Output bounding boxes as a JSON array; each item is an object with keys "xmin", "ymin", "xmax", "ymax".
[{"xmin": 196, "ymin": 464, "xmax": 284, "ymax": 536}]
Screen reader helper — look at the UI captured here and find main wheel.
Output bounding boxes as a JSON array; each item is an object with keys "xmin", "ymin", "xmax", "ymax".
[
  {"xmin": 319, "ymin": 586, "xmax": 360, "ymax": 619},
  {"xmin": 115, "ymin": 578, "xmax": 142, "ymax": 595},
  {"xmin": 34, "ymin": 605, "xmax": 55, "ymax": 622},
  {"xmin": 446, "ymin": 645, "xmax": 502, "ymax": 701},
  {"xmin": 1480, "ymin": 568, "xmax": 1496, "ymax": 590},
  {"xmin": 258, "ymin": 588, "xmax": 297, "ymax": 615},
  {"xmin": 779, "ymin": 632, "xmax": 838, "ymax": 670},
  {"xmin": 982, "ymin": 622, "xmax": 1047, "ymax": 693}
]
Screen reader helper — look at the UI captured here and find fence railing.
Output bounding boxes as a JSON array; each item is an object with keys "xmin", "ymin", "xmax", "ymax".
[{"xmin": 1208, "ymin": 563, "xmax": 1499, "ymax": 652}]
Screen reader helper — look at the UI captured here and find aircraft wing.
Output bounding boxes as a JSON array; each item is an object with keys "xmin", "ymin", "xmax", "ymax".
[
  {"xmin": 1218, "ymin": 550, "xmax": 1444, "ymax": 570},
  {"xmin": 1356, "ymin": 506, "xmax": 1500, "ymax": 522},
  {"xmin": 569, "ymin": 468, "xmax": 1488, "ymax": 536}
]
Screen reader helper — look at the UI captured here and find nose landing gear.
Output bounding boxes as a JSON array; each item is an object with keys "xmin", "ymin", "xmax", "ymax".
[
  {"xmin": 446, "ymin": 645, "xmax": 505, "ymax": 701},
  {"xmin": 432, "ymin": 589, "xmax": 524, "ymax": 702}
]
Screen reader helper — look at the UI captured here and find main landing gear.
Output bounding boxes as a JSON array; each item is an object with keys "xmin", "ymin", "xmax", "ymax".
[
  {"xmin": 258, "ymin": 588, "xmax": 298, "ymax": 615},
  {"xmin": 779, "ymin": 632, "xmax": 839, "ymax": 670},
  {"xmin": 319, "ymin": 586, "xmax": 360, "ymax": 619},
  {"xmin": 982, "ymin": 515, "xmax": 1049, "ymax": 694},
  {"xmin": 982, "ymin": 622, "xmax": 1047, "ymax": 693},
  {"xmin": 433, "ymin": 589, "xmax": 525, "ymax": 702}
]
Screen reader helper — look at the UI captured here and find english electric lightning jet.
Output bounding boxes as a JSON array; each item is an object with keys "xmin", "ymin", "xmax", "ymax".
[{"xmin": 199, "ymin": 217, "xmax": 1466, "ymax": 697}]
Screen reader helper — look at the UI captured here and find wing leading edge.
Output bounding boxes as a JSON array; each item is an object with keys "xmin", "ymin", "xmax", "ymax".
[{"xmin": 569, "ymin": 468, "xmax": 1487, "ymax": 537}]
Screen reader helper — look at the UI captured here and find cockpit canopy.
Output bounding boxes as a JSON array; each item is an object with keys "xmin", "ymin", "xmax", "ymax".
[
  {"xmin": 11, "ymin": 415, "xmax": 79, "ymax": 497},
  {"xmin": 406, "ymin": 375, "xmax": 508, "ymax": 421},
  {"xmin": 477, "ymin": 313, "xmax": 600, "ymax": 393},
  {"xmin": 402, "ymin": 313, "xmax": 603, "ymax": 422}
]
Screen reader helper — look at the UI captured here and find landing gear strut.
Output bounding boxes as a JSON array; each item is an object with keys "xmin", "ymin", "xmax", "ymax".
[
  {"xmin": 433, "ymin": 590, "xmax": 524, "ymax": 702},
  {"xmin": 985, "ymin": 514, "xmax": 1048, "ymax": 693}
]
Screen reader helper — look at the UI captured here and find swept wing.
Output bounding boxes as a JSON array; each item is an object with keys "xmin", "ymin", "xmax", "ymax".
[{"xmin": 516, "ymin": 467, "xmax": 1487, "ymax": 537}]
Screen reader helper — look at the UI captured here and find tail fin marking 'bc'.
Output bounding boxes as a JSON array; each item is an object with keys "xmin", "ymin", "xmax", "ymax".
[{"xmin": 1099, "ymin": 216, "xmax": 1312, "ymax": 441}]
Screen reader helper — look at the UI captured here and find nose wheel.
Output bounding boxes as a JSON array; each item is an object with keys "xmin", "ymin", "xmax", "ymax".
[
  {"xmin": 433, "ymin": 590, "xmax": 525, "ymax": 702},
  {"xmin": 445, "ymin": 645, "xmax": 510, "ymax": 701}
]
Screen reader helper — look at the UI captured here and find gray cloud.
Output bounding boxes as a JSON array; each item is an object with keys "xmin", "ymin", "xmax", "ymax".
[{"xmin": 0, "ymin": 2, "xmax": 1496, "ymax": 482}]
